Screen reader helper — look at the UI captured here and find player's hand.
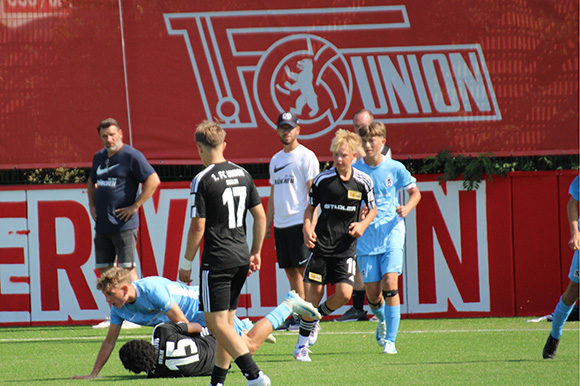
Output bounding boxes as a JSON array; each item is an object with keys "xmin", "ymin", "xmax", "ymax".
[
  {"xmin": 115, "ymin": 204, "xmax": 138, "ymax": 221},
  {"xmin": 89, "ymin": 205, "xmax": 97, "ymax": 221},
  {"xmin": 303, "ymin": 229, "xmax": 317, "ymax": 249},
  {"xmin": 348, "ymin": 222, "xmax": 365, "ymax": 238},
  {"xmin": 569, "ymin": 231, "xmax": 580, "ymax": 250},
  {"xmin": 249, "ymin": 253, "xmax": 261, "ymax": 273},
  {"xmin": 71, "ymin": 374, "xmax": 98, "ymax": 379},
  {"xmin": 360, "ymin": 204, "xmax": 369, "ymax": 220},
  {"xmin": 396, "ymin": 205, "xmax": 411, "ymax": 218},
  {"xmin": 264, "ymin": 228, "xmax": 271, "ymax": 239},
  {"xmin": 178, "ymin": 268, "xmax": 192, "ymax": 283}
]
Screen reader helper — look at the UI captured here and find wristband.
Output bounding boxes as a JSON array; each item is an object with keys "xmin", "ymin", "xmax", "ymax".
[{"xmin": 180, "ymin": 257, "xmax": 193, "ymax": 270}]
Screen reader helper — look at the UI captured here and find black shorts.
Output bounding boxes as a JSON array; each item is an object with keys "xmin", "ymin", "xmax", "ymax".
[
  {"xmin": 303, "ymin": 253, "xmax": 356, "ymax": 286},
  {"xmin": 199, "ymin": 265, "xmax": 249, "ymax": 312},
  {"xmin": 94, "ymin": 228, "xmax": 138, "ymax": 269},
  {"xmin": 274, "ymin": 224, "xmax": 309, "ymax": 269}
]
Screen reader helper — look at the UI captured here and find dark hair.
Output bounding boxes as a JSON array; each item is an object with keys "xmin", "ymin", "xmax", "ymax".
[
  {"xmin": 358, "ymin": 121, "xmax": 386, "ymax": 139},
  {"xmin": 119, "ymin": 340, "xmax": 157, "ymax": 374},
  {"xmin": 97, "ymin": 118, "xmax": 120, "ymax": 132}
]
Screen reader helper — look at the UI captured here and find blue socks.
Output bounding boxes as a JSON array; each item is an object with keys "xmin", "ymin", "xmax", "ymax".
[
  {"xmin": 265, "ymin": 302, "xmax": 292, "ymax": 330},
  {"xmin": 551, "ymin": 297, "xmax": 574, "ymax": 340},
  {"xmin": 371, "ymin": 302, "xmax": 386, "ymax": 322},
  {"xmin": 371, "ymin": 303, "xmax": 400, "ymax": 342},
  {"xmin": 385, "ymin": 304, "xmax": 401, "ymax": 343}
]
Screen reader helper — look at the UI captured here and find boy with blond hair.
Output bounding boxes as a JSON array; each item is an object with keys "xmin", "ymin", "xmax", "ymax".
[{"xmin": 293, "ymin": 129, "xmax": 377, "ymax": 362}]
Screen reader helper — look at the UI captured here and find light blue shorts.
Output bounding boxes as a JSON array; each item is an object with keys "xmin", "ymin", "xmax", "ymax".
[
  {"xmin": 358, "ymin": 249, "xmax": 403, "ymax": 283},
  {"xmin": 569, "ymin": 250, "xmax": 579, "ymax": 284}
]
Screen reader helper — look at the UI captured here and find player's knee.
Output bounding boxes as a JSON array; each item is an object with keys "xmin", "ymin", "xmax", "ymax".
[{"xmin": 383, "ymin": 289, "xmax": 399, "ymax": 298}]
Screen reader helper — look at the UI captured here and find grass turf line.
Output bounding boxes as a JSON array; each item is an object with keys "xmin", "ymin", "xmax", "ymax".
[{"xmin": 0, "ymin": 317, "xmax": 577, "ymax": 385}]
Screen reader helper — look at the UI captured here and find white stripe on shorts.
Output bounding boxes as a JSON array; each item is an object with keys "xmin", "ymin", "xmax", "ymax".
[{"xmin": 201, "ymin": 270, "xmax": 210, "ymax": 312}]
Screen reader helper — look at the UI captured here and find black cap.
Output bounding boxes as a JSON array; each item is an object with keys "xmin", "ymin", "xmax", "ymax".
[{"xmin": 277, "ymin": 112, "xmax": 299, "ymax": 128}]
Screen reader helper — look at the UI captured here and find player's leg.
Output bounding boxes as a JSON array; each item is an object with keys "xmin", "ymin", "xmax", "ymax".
[
  {"xmin": 381, "ymin": 272, "xmax": 400, "ymax": 354},
  {"xmin": 544, "ymin": 250, "xmax": 579, "ymax": 359},
  {"xmin": 202, "ymin": 266, "xmax": 269, "ymax": 385},
  {"xmin": 305, "ymin": 257, "xmax": 355, "ymax": 347},
  {"xmin": 275, "ymin": 226, "xmax": 309, "ymax": 330},
  {"xmin": 93, "ymin": 233, "xmax": 118, "ymax": 328},
  {"xmin": 244, "ymin": 291, "xmax": 321, "ymax": 354},
  {"xmin": 293, "ymin": 281, "xmax": 324, "ymax": 361},
  {"xmin": 336, "ymin": 260, "xmax": 368, "ymax": 321},
  {"xmin": 112, "ymin": 228, "xmax": 139, "ymax": 281},
  {"xmin": 358, "ymin": 254, "xmax": 386, "ymax": 345}
]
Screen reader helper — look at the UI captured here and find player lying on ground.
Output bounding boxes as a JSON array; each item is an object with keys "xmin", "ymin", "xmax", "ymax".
[
  {"xmin": 119, "ymin": 290, "xmax": 321, "ymax": 377},
  {"xmin": 71, "ymin": 267, "xmax": 286, "ymax": 379}
]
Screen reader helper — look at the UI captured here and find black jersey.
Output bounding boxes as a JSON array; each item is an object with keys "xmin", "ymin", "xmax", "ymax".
[
  {"xmin": 309, "ymin": 167, "xmax": 375, "ymax": 258},
  {"xmin": 148, "ymin": 322, "xmax": 216, "ymax": 378},
  {"xmin": 189, "ymin": 161, "xmax": 262, "ymax": 269}
]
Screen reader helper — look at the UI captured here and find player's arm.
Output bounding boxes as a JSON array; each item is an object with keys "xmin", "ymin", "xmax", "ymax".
[
  {"xmin": 87, "ymin": 176, "xmax": 97, "ymax": 221},
  {"xmin": 165, "ymin": 302, "xmax": 189, "ymax": 323},
  {"xmin": 349, "ymin": 205, "xmax": 377, "ymax": 238},
  {"xmin": 71, "ymin": 322, "xmax": 122, "ymax": 379},
  {"xmin": 303, "ymin": 203, "xmax": 317, "ymax": 248},
  {"xmin": 396, "ymin": 186, "xmax": 421, "ymax": 218},
  {"xmin": 179, "ymin": 217, "xmax": 206, "ymax": 283},
  {"xmin": 249, "ymin": 203, "xmax": 267, "ymax": 273},
  {"xmin": 265, "ymin": 186, "xmax": 275, "ymax": 239},
  {"xmin": 567, "ymin": 195, "xmax": 580, "ymax": 250},
  {"xmin": 116, "ymin": 172, "xmax": 161, "ymax": 222}
]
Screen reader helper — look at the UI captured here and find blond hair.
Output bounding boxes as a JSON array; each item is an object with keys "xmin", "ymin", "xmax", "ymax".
[
  {"xmin": 331, "ymin": 128, "xmax": 360, "ymax": 153},
  {"xmin": 195, "ymin": 120, "xmax": 226, "ymax": 148},
  {"xmin": 96, "ymin": 267, "xmax": 132, "ymax": 292},
  {"xmin": 357, "ymin": 121, "xmax": 386, "ymax": 139}
]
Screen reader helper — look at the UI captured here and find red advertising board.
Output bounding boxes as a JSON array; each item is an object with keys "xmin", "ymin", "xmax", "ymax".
[
  {"xmin": 0, "ymin": 0, "xmax": 578, "ymax": 169},
  {"xmin": 0, "ymin": 171, "xmax": 576, "ymax": 325}
]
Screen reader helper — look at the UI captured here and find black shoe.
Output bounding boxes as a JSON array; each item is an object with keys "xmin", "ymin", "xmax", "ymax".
[
  {"xmin": 334, "ymin": 307, "xmax": 368, "ymax": 322},
  {"xmin": 542, "ymin": 334, "xmax": 560, "ymax": 359},
  {"xmin": 277, "ymin": 316, "xmax": 300, "ymax": 331}
]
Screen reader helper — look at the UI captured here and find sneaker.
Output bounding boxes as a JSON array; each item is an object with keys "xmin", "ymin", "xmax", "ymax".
[
  {"xmin": 122, "ymin": 320, "xmax": 141, "ymax": 329},
  {"xmin": 293, "ymin": 345, "xmax": 312, "ymax": 362},
  {"xmin": 308, "ymin": 321, "xmax": 321, "ymax": 346},
  {"xmin": 383, "ymin": 340, "xmax": 397, "ymax": 354},
  {"xmin": 276, "ymin": 316, "xmax": 300, "ymax": 331},
  {"xmin": 265, "ymin": 334, "xmax": 277, "ymax": 344},
  {"xmin": 92, "ymin": 318, "xmax": 110, "ymax": 329},
  {"xmin": 242, "ymin": 318, "xmax": 276, "ymax": 343},
  {"xmin": 334, "ymin": 306, "xmax": 368, "ymax": 322},
  {"xmin": 376, "ymin": 320, "xmax": 386, "ymax": 346},
  {"xmin": 542, "ymin": 334, "xmax": 560, "ymax": 359},
  {"xmin": 283, "ymin": 290, "xmax": 322, "ymax": 320},
  {"xmin": 369, "ymin": 315, "xmax": 379, "ymax": 322},
  {"xmin": 247, "ymin": 371, "xmax": 271, "ymax": 386}
]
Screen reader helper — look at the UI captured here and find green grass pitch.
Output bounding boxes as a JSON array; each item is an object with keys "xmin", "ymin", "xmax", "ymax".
[{"xmin": 0, "ymin": 317, "xmax": 577, "ymax": 385}]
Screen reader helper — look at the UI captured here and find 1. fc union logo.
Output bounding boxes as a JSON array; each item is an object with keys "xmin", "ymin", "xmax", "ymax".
[{"xmin": 164, "ymin": 6, "xmax": 501, "ymax": 139}]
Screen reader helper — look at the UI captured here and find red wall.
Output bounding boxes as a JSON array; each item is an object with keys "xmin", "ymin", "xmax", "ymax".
[{"xmin": 0, "ymin": 170, "xmax": 577, "ymax": 325}]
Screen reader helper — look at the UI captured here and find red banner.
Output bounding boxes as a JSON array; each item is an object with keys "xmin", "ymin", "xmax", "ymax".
[
  {"xmin": 0, "ymin": 171, "xmax": 576, "ymax": 325},
  {"xmin": 0, "ymin": 0, "xmax": 578, "ymax": 169}
]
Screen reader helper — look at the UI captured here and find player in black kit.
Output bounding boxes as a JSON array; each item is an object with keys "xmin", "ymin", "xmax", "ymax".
[
  {"xmin": 293, "ymin": 129, "xmax": 377, "ymax": 362},
  {"xmin": 178, "ymin": 120, "xmax": 269, "ymax": 386}
]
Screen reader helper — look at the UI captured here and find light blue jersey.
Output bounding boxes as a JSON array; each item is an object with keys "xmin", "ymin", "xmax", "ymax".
[
  {"xmin": 353, "ymin": 157, "xmax": 416, "ymax": 256},
  {"xmin": 110, "ymin": 276, "xmax": 205, "ymax": 327}
]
